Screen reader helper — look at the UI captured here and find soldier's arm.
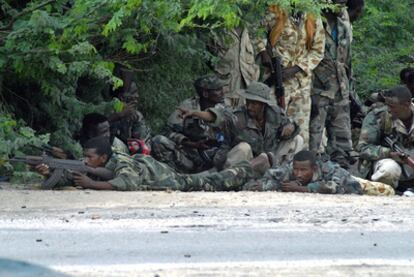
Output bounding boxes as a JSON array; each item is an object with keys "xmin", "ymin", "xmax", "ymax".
[
  {"xmin": 296, "ymin": 16, "xmax": 326, "ymax": 76},
  {"xmin": 164, "ymin": 106, "xmax": 191, "ymax": 144},
  {"xmin": 357, "ymin": 111, "xmax": 391, "ymax": 161}
]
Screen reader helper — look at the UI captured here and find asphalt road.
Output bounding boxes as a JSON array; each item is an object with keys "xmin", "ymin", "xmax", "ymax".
[{"xmin": 1, "ymin": 189, "xmax": 414, "ymax": 276}]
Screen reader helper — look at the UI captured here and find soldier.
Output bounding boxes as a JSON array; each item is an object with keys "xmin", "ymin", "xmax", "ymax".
[
  {"xmin": 151, "ymin": 74, "xmax": 228, "ymax": 173},
  {"xmin": 207, "ymin": 27, "xmax": 260, "ymax": 107},
  {"xmin": 180, "ymin": 81, "xmax": 303, "ymax": 171},
  {"xmin": 357, "ymin": 86, "xmax": 414, "ymax": 193},
  {"xmin": 256, "ymin": 4, "xmax": 325, "ymax": 148},
  {"xmin": 309, "ymin": 0, "xmax": 354, "ymax": 168},
  {"xmin": 108, "ymin": 82, "xmax": 151, "ymax": 146},
  {"xmin": 78, "ymin": 113, "xmax": 129, "ymax": 155},
  {"xmin": 244, "ymin": 150, "xmax": 394, "ymax": 196},
  {"xmin": 37, "ymin": 136, "xmax": 254, "ymax": 192}
]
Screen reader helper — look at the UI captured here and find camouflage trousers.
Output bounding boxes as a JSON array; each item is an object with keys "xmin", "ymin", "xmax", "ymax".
[
  {"xmin": 309, "ymin": 93, "xmax": 353, "ymax": 164},
  {"xmin": 151, "ymin": 135, "xmax": 226, "ymax": 173},
  {"xmin": 146, "ymin": 158, "xmax": 254, "ymax": 192},
  {"xmin": 276, "ymin": 73, "xmax": 312, "ymax": 149}
]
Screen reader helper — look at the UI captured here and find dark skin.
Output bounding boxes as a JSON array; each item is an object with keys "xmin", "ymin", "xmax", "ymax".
[
  {"xmin": 36, "ymin": 148, "xmax": 114, "ymax": 190},
  {"xmin": 281, "ymin": 160, "xmax": 316, "ymax": 192},
  {"xmin": 180, "ymin": 101, "xmax": 295, "ymax": 139},
  {"xmin": 385, "ymin": 97, "xmax": 414, "ymax": 163},
  {"xmin": 260, "ymin": 51, "xmax": 303, "ymax": 82},
  {"xmin": 180, "ymin": 87, "xmax": 225, "ymax": 149}
]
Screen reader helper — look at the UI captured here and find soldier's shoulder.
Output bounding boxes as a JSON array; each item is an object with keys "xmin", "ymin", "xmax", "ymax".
[{"xmin": 179, "ymin": 97, "xmax": 200, "ymax": 109}]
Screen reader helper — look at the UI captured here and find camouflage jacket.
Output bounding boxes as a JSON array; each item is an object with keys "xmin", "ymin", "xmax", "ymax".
[
  {"xmin": 209, "ymin": 27, "xmax": 260, "ymax": 97},
  {"xmin": 166, "ymin": 96, "xmax": 224, "ymax": 144},
  {"xmin": 245, "ymin": 160, "xmax": 362, "ymax": 194},
  {"xmin": 209, "ymin": 104, "xmax": 298, "ymax": 157},
  {"xmin": 357, "ymin": 104, "xmax": 414, "ymax": 177},
  {"xmin": 111, "ymin": 110, "xmax": 151, "ymax": 143},
  {"xmin": 255, "ymin": 10, "xmax": 325, "ymax": 77},
  {"xmin": 312, "ymin": 9, "xmax": 352, "ymax": 100}
]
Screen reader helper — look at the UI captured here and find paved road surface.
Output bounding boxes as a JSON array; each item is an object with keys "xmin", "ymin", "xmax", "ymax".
[{"xmin": 1, "ymin": 189, "xmax": 414, "ymax": 276}]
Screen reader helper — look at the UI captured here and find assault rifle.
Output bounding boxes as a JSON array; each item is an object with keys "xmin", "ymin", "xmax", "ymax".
[
  {"xmin": 263, "ymin": 55, "xmax": 285, "ymax": 109},
  {"xmin": 384, "ymin": 136, "xmax": 414, "ymax": 172},
  {"xmin": 10, "ymin": 155, "xmax": 114, "ymax": 189}
]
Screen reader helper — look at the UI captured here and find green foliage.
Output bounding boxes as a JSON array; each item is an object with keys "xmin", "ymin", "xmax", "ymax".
[
  {"xmin": 352, "ymin": 0, "xmax": 414, "ymax": 97},
  {"xmin": 0, "ymin": 109, "xmax": 49, "ymax": 176}
]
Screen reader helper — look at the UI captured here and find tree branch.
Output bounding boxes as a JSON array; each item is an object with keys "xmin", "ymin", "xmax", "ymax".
[{"xmin": 0, "ymin": 0, "xmax": 57, "ymax": 31}]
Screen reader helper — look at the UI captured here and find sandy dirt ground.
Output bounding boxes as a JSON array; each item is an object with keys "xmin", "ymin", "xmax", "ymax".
[{"xmin": 1, "ymin": 183, "xmax": 414, "ymax": 276}]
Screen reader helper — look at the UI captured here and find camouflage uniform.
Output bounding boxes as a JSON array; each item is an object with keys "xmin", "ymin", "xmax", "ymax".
[
  {"xmin": 151, "ymin": 75, "xmax": 228, "ymax": 173},
  {"xmin": 256, "ymin": 9, "xmax": 325, "ymax": 148},
  {"xmin": 110, "ymin": 110, "xmax": 151, "ymax": 144},
  {"xmin": 357, "ymin": 104, "xmax": 414, "ymax": 188},
  {"xmin": 112, "ymin": 137, "xmax": 129, "ymax": 155},
  {"xmin": 208, "ymin": 27, "xmax": 260, "ymax": 107},
  {"xmin": 244, "ymin": 160, "xmax": 363, "ymax": 194},
  {"xmin": 310, "ymin": 9, "xmax": 353, "ymax": 164},
  {"xmin": 208, "ymin": 82, "xmax": 302, "ymax": 166},
  {"xmin": 105, "ymin": 152, "xmax": 253, "ymax": 191}
]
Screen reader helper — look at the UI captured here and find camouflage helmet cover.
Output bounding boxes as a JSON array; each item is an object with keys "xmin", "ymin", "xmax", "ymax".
[
  {"xmin": 194, "ymin": 74, "xmax": 228, "ymax": 90},
  {"xmin": 238, "ymin": 81, "xmax": 277, "ymax": 106}
]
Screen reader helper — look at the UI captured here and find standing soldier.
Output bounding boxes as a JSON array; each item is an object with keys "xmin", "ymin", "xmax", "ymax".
[
  {"xmin": 309, "ymin": 0, "xmax": 354, "ymax": 168},
  {"xmin": 256, "ymin": 4, "xmax": 325, "ymax": 148},
  {"xmin": 207, "ymin": 27, "xmax": 260, "ymax": 107}
]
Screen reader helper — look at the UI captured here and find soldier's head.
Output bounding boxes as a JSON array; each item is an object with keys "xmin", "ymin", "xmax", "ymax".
[
  {"xmin": 384, "ymin": 86, "xmax": 412, "ymax": 120},
  {"xmin": 79, "ymin": 113, "xmax": 111, "ymax": 146},
  {"xmin": 347, "ymin": 0, "xmax": 364, "ymax": 22},
  {"xmin": 83, "ymin": 137, "xmax": 113, "ymax": 167},
  {"xmin": 194, "ymin": 74, "xmax": 227, "ymax": 107},
  {"xmin": 120, "ymin": 82, "xmax": 139, "ymax": 108},
  {"xmin": 238, "ymin": 82, "xmax": 276, "ymax": 120},
  {"xmin": 292, "ymin": 151, "xmax": 317, "ymax": 186}
]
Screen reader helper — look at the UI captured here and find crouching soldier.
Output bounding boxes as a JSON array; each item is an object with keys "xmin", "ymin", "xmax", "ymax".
[
  {"xmin": 180, "ymin": 81, "xmax": 303, "ymax": 172},
  {"xmin": 357, "ymin": 86, "xmax": 414, "ymax": 194},
  {"xmin": 244, "ymin": 150, "xmax": 394, "ymax": 196},
  {"xmin": 151, "ymin": 74, "xmax": 228, "ymax": 173},
  {"xmin": 36, "ymin": 136, "xmax": 254, "ymax": 192}
]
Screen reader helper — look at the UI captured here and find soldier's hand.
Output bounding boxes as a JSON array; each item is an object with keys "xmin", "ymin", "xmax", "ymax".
[
  {"xmin": 260, "ymin": 51, "xmax": 272, "ymax": 67},
  {"xmin": 280, "ymin": 123, "xmax": 295, "ymax": 138},
  {"xmin": 389, "ymin": 151, "xmax": 405, "ymax": 162},
  {"xmin": 281, "ymin": 181, "xmax": 308, "ymax": 192},
  {"xmin": 72, "ymin": 171, "xmax": 94, "ymax": 188},
  {"xmin": 178, "ymin": 108, "xmax": 193, "ymax": 119},
  {"xmin": 120, "ymin": 103, "xmax": 135, "ymax": 118},
  {"xmin": 282, "ymin": 66, "xmax": 302, "ymax": 81},
  {"xmin": 51, "ymin": 147, "xmax": 67, "ymax": 159},
  {"xmin": 35, "ymin": 164, "xmax": 50, "ymax": 176}
]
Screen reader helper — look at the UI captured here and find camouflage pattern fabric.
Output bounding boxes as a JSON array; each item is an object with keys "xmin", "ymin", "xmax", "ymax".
[
  {"xmin": 243, "ymin": 160, "xmax": 363, "ymax": 194},
  {"xmin": 209, "ymin": 27, "xmax": 260, "ymax": 107},
  {"xmin": 112, "ymin": 137, "xmax": 129, "ymax": 155},
  {"xmin": 151, "ymin": 97, "xmax": 226, "ymax": 173},
  {"xmin": 255, "ymin": 10, "xmax": 325, "ymax": 148},
  {"xmin": 111, "ymin": 109, "xmax": 151, "ymax": 143},
  {"xmin": 208, "ymin": 104, "xmax": 300, "ymax": 165},
  {"xmin": 105, "ymin": 152, "xmax": 254, "ymax": 191},
  {"xmin": 310, "ymin": 9, "xmax": 353, "ymax": 162},
  {"xmin": 357, "ymin": 104, "xmax": 414, "ymax": 183}
]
